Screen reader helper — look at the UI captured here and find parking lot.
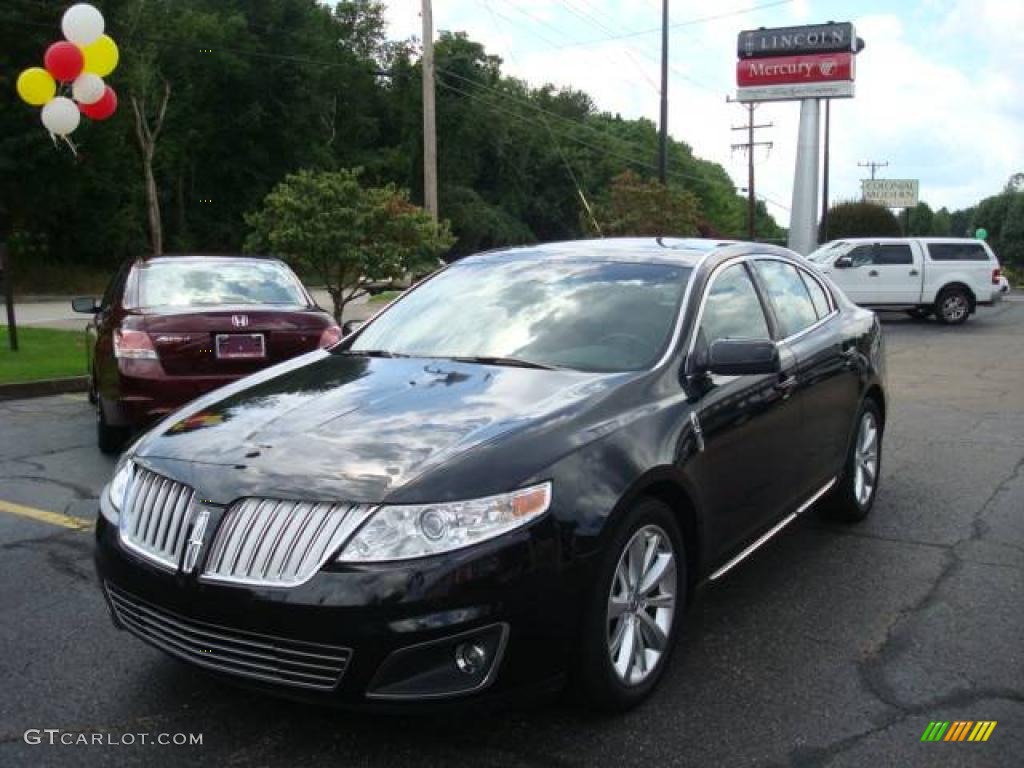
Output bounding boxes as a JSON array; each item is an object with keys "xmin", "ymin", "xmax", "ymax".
[{"xmin": 1, "ymin": 301, "xmax": 1022, "ymax": 767}]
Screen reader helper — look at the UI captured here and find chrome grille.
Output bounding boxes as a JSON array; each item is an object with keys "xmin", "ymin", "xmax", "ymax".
[
  {"xmin": 119, "ymin": 465, "xmax": 197, "ymax": 571},
  {"xmin": 202, "ymin": 498, "xmax": 374, "ymax": 587},
  {"xmin": 106, "ymin": 583, "xmax": 351, "ymax": 690}
]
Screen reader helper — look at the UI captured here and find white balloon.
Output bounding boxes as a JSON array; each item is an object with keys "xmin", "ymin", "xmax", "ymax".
[
  {"xmin": 72, "ymin": 73, "xmax": 105, "ymax": 105},
  {"xmin": 41, "ymin": 97, "xmax": 82, "ymax": 136},
  {"xmin": 62, "ymin": 3, "xmax": 105, "ymax": 46}
]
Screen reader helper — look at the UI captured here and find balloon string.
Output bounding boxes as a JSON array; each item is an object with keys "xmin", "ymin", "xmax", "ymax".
[{"xmin": 61, "ymin": 135, "xmax": 79, "ymax": 157}]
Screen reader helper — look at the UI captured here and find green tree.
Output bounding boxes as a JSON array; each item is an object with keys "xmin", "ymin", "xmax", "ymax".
[
  {"xmin": 586, "ymin": 171, "xmax": 701, "ymax": 237},
  {"xmin": 245, "ymin": 168, "xmax": 454, "ymax": 321},
  {"xmin": 820, "ymin": 201, "xmax": 901, "ymax": 241},
  {"xmin": 932, "ymin": 207, "xmax": 952, "ymax": 236},
  {"xmin": 907, "ymin": 202, "xmax": 934, "ymax": 236},
  {"xmin": 1000, "ymin": 193, "xmax": 1024, "ymax": 265}
]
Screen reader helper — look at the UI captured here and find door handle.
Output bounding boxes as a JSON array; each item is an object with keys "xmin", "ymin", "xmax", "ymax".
[
  {"xmin": 868, "ymin": 270, "xmax": 879, "ymax": 277},
  {"xmin": 774, "ymin": 375, "xmax": 798, "ymax": 398},
  {"xmin": 909, "ymin": 269, "xmax": 919, "ymax": 276}
]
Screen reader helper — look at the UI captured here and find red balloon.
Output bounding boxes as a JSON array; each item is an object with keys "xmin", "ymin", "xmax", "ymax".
[
  {"xmin": 44, "ymin": 41, "xmax": 84, "ymax": 82},
  {"xmin": 81, "ymin": 85, "xmax": 117, "ymax": 120}
]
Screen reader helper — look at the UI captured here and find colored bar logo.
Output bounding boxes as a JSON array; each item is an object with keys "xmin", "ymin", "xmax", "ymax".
[{"xmin": 921, "ymin": 721, "xmax": 997, "ymax": 742}]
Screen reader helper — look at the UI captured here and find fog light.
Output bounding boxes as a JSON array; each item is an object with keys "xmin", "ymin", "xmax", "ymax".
[{"xmin": 454, "ymin": 642, "xmax": 487, "ymax": 675}]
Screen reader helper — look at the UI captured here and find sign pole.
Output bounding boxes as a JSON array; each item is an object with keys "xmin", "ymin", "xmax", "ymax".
[
  {"xmin": 787, "ymin": 98, "xmax": 820, "ymax": 255},
  {"xmin": 821, "ymin": 98, "xmax": 830, "ymax": 241},
  {"xmin": 1, "ymin": 241, "xmax": 17, "ymax": 352}
]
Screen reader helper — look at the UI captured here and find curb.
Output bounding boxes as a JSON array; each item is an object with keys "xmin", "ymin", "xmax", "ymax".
[{"xmin": 0, "ymin": 376, "xmax": 89, "ymax": 401}]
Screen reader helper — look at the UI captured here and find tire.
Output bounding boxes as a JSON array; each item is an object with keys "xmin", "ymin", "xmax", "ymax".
[
  {"xmin": 578, "ymin": 498, "xmax": 685, "ymax": 712},
  {"xmin": 821, "ymin": 399, "xmax": 882, "ymax": 523},
  {"xmin": 934, "ymin": 286, "xmax": 971, "ymax": 325},
  {"xmin": 96, "ymin": 399, "xmax": 128, "ymax": 455}
]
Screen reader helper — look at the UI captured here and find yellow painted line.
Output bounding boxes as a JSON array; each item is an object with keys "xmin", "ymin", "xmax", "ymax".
[{"xmin": 0, "ymin": 499, "xmax": 92, "ymax": 530}]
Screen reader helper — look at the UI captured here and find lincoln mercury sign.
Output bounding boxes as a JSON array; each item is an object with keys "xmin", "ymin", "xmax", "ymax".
[
  {"xmin": 862, "ymin": 179, "xmax": 920, "ymax": 208},
  {"xmin": 735, "ymin": 23, "xmax": 858, "ymax": 103},
  {"xmin": 738, "ymin": 22, "xmax": 856, "ymax": 59},
  {"xmin": 737, "ymin": 52, "xmax": 854, "ymax": 86}
]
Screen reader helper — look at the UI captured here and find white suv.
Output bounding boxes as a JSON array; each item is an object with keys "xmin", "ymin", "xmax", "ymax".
[{"xmin": 808, "ymin": 237, "xmax": 1003, "ymax": 325}]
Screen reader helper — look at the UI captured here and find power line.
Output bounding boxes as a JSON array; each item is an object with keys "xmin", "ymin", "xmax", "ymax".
[{"xmin": 540, "ymin": 0, "xmax": 795, "ymax": 49}]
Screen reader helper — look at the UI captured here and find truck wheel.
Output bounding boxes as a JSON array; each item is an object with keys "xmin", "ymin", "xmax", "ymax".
[{"xmin": 935, "ymin": 287, "xmax": 970, "ymax": 325}]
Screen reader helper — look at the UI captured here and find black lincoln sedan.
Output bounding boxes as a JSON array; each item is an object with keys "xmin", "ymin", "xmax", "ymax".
[{"xmin": 95, "ymin": 238, "xmax": 885, "ymax": 711}]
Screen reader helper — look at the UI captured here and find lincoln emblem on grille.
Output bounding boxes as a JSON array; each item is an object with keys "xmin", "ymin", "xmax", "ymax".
[
  {"xmin": 231, "ymin": 314, "xmax": 249, "ymax": 328},
  {"xmin": 183, "ymin": 510, "xmax": 210, "ymax": 574}
]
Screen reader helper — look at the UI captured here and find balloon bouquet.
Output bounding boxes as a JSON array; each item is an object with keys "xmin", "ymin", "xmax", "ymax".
[{"xmin": 14, "ymin": 4, "xmax": 119, "ymax": 152}]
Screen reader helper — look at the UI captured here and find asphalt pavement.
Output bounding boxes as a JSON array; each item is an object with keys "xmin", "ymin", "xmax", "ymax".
[{"xmin": 1, "ymin": 302, "xmax": 1022, "ymax": 767}]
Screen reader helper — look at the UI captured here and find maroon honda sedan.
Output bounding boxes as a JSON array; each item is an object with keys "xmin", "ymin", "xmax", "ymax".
[{"xmin": 73, "ymin": 255, "xmax": 341, "ymax": 453}]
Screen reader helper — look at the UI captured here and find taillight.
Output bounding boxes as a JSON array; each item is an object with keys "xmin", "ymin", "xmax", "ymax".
[
  {"xmin": 318, "ymin": 325, "xmax": 342, "ymax": 348},
  {"xmin": 114, "ymin": 329, "xmax": 158, "ymax": 360},
  {"xmin": 992, "ymin": 267, "xmax": 1002, "ymax": 285}
]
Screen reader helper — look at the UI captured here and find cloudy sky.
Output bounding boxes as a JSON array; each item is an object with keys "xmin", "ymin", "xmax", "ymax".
[{"xmin": 383, "ymin": 0, "xmax": 1024, "ymax": 226}]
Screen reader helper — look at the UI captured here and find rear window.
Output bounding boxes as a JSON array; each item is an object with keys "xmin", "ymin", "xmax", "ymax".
[
  {"xmin": 927, "ymin": 243, "xmax": 991, "ymax": 262},
  {"xmin": 134, "ymin": 260, "xmax": 308, "ymax": 308}
]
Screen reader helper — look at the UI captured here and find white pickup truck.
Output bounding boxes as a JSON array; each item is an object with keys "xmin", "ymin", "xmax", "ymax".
[{"xmin": 807, "ymin": 237, "xmax": 1003, "ymax": 325}]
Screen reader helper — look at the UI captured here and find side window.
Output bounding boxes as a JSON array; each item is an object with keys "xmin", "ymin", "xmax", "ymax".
[
  {"xmin": 927, "ymin": 242, "xmax": 990, "ymax": 261},
  {"xmin": 100, "ymin": 261, "xmax": 130, "ymax": 309},
  {"xmin": 754, "ymin": 260, "xmax": 819, "ymax": 337},
  {"xmin": 699, "ymin": 263, "xmax": 771, "ymax": 346},
  {"xmin": 799, "ymin": 270, "xmax": 832, "ymax": 319},
  {"xmin": 847, "ymin": 245, "xmax": 874, "ymax": 267},
  {"xmin": 876, "ymin": 244, "xmax": 913, "ymax": 265}
]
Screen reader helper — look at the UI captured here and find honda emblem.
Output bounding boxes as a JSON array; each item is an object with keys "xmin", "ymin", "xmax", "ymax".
[{"xmin": 231, "ymin": 314, "xmax": 249, "ymax": 328}]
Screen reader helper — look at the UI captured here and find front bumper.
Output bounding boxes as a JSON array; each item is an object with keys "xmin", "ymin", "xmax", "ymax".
[{"xmin": 94, "ymin": 503, "xmax": 584, "ymax": 709}]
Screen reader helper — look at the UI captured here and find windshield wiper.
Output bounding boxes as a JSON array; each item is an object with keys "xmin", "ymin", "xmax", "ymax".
[
  {"xmin": 341, "ymin": 349, "xmax": 409, "ymax": 359},
  {"xmin": 448, "ymin": 355, "xmax": 557, "ymax": 370}
]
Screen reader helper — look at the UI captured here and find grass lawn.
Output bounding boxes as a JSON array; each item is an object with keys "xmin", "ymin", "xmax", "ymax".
[
  {"xmin": 368, "ymin": 290, "xmax": 403, "ymax": 304},
  {"xmin": 0, "ymin": 327, "xmax": 88, "ymax": 384}
]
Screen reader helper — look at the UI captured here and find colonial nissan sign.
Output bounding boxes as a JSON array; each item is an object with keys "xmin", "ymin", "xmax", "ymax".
[{"xmin": 862, "ymin": 179, "xmax": 920, "ymax": 208}]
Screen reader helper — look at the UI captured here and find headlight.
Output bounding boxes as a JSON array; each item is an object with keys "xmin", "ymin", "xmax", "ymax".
[
  {"xmin": 337, "ymin": 482, "xmax": 552, "ymax": 563},
  {"xmin": 107, "ymin": 459, "xmax": 135, "ymax": 514}
]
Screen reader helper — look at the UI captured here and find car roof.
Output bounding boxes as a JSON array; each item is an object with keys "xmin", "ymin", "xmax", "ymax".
[
  {"xmin": 828, "ymin": 237, "xmax": 987, "ymax": 244},
  {"xmin": 134, "ymin": 254, "xmax": 288, "ymax": 266},
  {"xmin": 457, "ymin": 237, "xmax": 793, "ymax": 268}
]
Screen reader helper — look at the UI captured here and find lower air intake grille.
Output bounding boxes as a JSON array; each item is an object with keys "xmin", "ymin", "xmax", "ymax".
[
  {"xmin": 202, "ymin": 498, "xmax": 374, "ymax": 587},
  {"xmin": 106, "ymin": 583, "xmax": 352, "ymax": 691}
]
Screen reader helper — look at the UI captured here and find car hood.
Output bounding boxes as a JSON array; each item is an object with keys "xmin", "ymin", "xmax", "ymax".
[{"xmin": 133, "ymin": 352, "xmax": 628, "ymax": 504}]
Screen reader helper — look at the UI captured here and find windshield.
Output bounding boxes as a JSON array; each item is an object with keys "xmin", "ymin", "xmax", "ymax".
[
  {"xmin": 806, "ymin": 241, "xmax": 849, "ymax": 262},
  {"xmin": 135, "ymin": 260, "xmax": 308, "ymax": 308},
  {"xmin": 349, "ymin": 259, "xmax": 692, "ymax": 372}
]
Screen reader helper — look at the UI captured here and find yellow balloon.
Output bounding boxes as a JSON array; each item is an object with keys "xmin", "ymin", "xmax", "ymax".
[
  {"xmin": 16, "ymin": 67, "xmax": 57, "ymax": 106},
  {"xmin": 82, "ymin": 34, "xmax": 119, "ymax": 77}
]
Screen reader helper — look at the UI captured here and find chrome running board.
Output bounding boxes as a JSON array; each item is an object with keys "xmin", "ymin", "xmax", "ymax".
[{"xmin": 709, "ymin": 477, "xmax": 837, "ymax": 582}]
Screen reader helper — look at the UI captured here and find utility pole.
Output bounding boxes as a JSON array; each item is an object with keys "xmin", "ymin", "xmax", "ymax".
[
  {"xmin": 658, "ymin": 0, "xmax": 669, "ymax": 185},
  {"xmin": 421, "ymin": 0, "xmax": 438, "ymax": 223},
  {"xmin": 858, "ymin": 159, "xmax": 888, "ymax": 180},
  {"xmin": 730, "ymin": 104, "xmax": 772, "ymax": 240},
  {"xmin": 821, "ymin": 99, "xmax": 831, "ymax": 241}
]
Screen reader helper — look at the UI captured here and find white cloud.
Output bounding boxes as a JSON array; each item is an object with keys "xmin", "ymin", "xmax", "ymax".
[{"xmin": 383, "ymin": 1, "xmax": 1024, "ymax": 228}]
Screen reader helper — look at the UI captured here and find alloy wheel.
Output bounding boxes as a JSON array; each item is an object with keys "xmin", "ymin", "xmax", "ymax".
[
  {"xmin": 854, "ymin": 411, "xmax": 879, "ymax": 508},
  {"xmin": 606, "ymin": 524, "xmax": 677, "ymax": 686},
  {"xmin": 941, "ymin": 294, "xmax": 968, "ymax": 323}
]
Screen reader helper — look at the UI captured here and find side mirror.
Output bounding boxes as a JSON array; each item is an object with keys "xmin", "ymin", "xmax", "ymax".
[
  {"xmin": 707, "ymin": 339, "xmax": 780, "ymax": 376},
  {"xmin": 834, "ymin": 256, "xmax": 853, "ymax": 269},
  {"xmin": 342, "ymin": 320, "xmax": 364, "ymax": 336},
  {"xmin": 72, "ymin": 296, "xmax": 99, "ymax": 313}
]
